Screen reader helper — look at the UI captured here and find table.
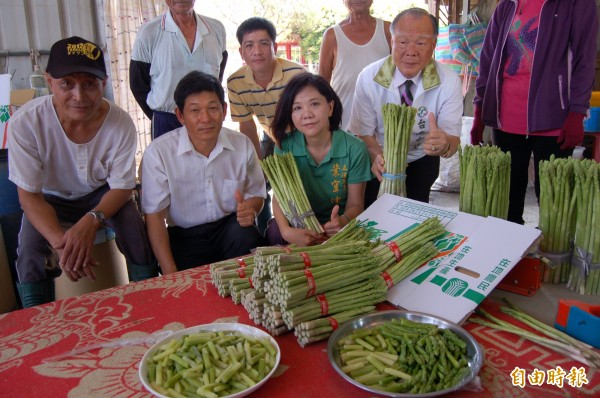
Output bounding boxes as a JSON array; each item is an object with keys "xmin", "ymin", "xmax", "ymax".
[{"xmin": 0, "ymin": 266, "xmax": 598, "ymax": 397}]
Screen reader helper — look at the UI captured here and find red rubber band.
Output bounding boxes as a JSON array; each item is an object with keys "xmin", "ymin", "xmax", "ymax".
[
  {"xmin": 385, "ymin": 241, "xmax": 402, "ymax": 262},
  {"xmin": 327, "ymin": 317, "xmax": 339, "ymax": 330},
  {"xmin": 304, "ymin": 268, "xmax": 316, "ymax": 297},
  {"xmin": 316, "ymin": 293, "xmax": 329, "ymax": 315},
  {"xmin": 381, "ymin": 271, "xmax": 394, "ymax": 288},
  {"xmin": 300, "ymin": 252, "xmax": 312, "ymax": 268}
]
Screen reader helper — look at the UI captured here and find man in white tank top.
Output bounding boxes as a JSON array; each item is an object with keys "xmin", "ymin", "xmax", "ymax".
[{"xmin": 319, "ymin": 0, "xmax": 391, "ymax": 131}]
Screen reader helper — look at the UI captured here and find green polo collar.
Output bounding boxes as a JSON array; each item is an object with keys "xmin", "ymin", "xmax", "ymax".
[
  {"xmin": 290, "ymin": 129, "xmax": 348, "ymax": 167},
  {"xmin": 373, "ymin": 56, "xmax": 441, "ymax": 91}
]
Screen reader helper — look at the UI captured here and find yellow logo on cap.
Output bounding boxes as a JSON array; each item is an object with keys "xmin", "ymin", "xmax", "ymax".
[{"xmin": 66, "ymin": 43, "xmax": 101, "ymax": 60}]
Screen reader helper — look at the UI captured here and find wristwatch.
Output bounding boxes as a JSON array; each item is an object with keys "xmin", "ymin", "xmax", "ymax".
[{"xmin": 88, "ymin": 210, "xmax": 105, "ymax": 225}]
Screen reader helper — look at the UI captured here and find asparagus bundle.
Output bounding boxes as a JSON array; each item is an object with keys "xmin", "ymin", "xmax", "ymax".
[
  {"xmin": 262, "ymin": 302, "xmax": 289, "ymax": 336},
  {"xmin": 241, "ymin": 289, "xmax": 266, "ymax": 325},
  {"xmin": 459, "ymin": 145, "xmax": 511, "ymax": 219},
  {"xmin": 209, "ymin": 256, "xmax": 254, "ymax": 297},
  {"xmin": 378, "ymin": 104, "xmax": 417, "ymax": 198},
  {"xmin": 261, "ymin": 153, "xmax": 323, "ymax": 233},
  {"xmin": 379, "ymin": 242, "xmax": 439, "ymax": 288},
  {"xmin": 538, "ymin": 156, "xmax": 577, "ymax": 283},
  {"xmin": 281, "ymin": 279, "xmax": 387, "ymax": 329},
  {"xmin": 229, "ymin": 278, "xmax": 254, "ymax": 305},
  {"xmin": 267, "ymin": 253, "xmax": 380, "ymax": 309},
  {"xmin": 371, "ymin": 217, "xmax": 445, "ymax": 271},
  {"xmin": 215, "ymin": 217, "xmax": 443, "ymax": 346},
  {"xmin": 295, "ymin": 306, "xmax": 377, "ymax": 347},
  {"xmin": 568, "ymin": 159, "xmax": 600, "ymax": 295},
  {"xmin": 326, "ymin": 218, "xmax": 380, "ymax": 244},
  {"xmin": 471, "ymin": 300, "xmax": 600, "ymax": 367}
]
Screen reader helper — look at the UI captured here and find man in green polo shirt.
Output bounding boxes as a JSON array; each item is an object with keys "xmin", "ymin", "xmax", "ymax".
[{"xmin": 227, "ymin": 17, "xmax": 305, "ymax": 234}]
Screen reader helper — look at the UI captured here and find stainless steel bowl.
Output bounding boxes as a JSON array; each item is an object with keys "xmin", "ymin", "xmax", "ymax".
[{"xmin": 327, "ymin": 310, "xmax": 484, "ymax": 397}]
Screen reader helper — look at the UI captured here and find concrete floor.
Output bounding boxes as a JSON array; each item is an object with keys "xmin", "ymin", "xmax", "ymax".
[{"xmin": 429, "ymin": 186, "xmax": 600, "ymax": 327}]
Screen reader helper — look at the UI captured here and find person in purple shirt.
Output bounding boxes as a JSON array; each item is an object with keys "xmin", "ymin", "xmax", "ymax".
[{"xmin": 470, "ymin": 0, "xmax": 598, "ymax": 224}]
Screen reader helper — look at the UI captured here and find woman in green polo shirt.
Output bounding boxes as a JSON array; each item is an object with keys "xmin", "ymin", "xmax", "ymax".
[{"xmin": 266, "ymin": 73, "xmax": 372, "ymax": 246}]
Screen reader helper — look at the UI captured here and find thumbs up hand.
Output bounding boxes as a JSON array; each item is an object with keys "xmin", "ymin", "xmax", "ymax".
[
  {"xmin": 235, "ymin": 189, "xmax": 256, "ymax": 227},
  {"xmin": 423, "ymin": 112, "xmax": 450, "ymax": 157},
  {"xmin": 322, "ymin": 205, "xmax": 347, "ymax": 237}
]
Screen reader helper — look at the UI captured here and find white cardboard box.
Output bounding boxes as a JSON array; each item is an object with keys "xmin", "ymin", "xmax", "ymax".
[
  {"xmin": 1, "ymin": 89, "xmax": 36, "ymax": 150},
  {"xmin": 357, "ymin": 194, "xmax": 542, "ymax": 324}
]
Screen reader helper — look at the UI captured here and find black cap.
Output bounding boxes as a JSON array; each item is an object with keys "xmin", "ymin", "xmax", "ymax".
[{"xmin": 46, "ymin": 36, "xmax": 107, "ymax": 80}]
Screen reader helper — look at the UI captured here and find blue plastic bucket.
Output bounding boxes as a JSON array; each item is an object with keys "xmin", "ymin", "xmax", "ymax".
[
  {"xmin": 0, "ymin": 149, "xmax": 23, "ymax": 284},
  {"xmin": 583, "ymin": 108, "xmax": 600, "ymax": 132}
]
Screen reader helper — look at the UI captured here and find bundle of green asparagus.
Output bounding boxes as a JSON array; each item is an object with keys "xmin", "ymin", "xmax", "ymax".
[
  {"xmin": 281, "ymin": 279, "xmax": 387, "ymax": 329},
  {"xmin": 241, "ymin": 289, "xmax": 266, "ymax": 326},
  {"xmin": 267, "ymin": 251, "xmax": 380, "ymax": 309},
  {"xmin": 325, "ymin": 218, "xmax": 380, "ymax": 244},
  {"xmin": 370, "ymin": 217, "xmax": 445, "ymax": 272},
  {"xmin": 568, "ymin": 159, "xmax": 600, "ymax": 295},
  {"xmin": 295, "ymin": 306, "xmax": 377, "ymax": 347},
  {"xmin": 459, "ymin": 145, "xmax": 511, "ymax": 219},
  {"xmin": 538, "ymin": 156, "xmax": 577, "ymax": 283},
  {"xmin": 378, "ymin": 104, "xmax": 417, "ymax": 198},
  {"xmin": 379, "ymin": 243, "xmax": 439, "ymax": 288},
  {"xmin": 261, "ymin": 152, "xmax": 323, "ymax": 233},
  {"xmin": 210, "ymin": 256, "xmax": 254, "ymax": 298},
  {"xmin": 262, "ymin": 302, "xmax": 289, "ymax": 336},
  {"xmin": 229, "ymin": 278, "xmax": 255, "ymax": 305},
  {"xmin": 210, "ymin": 216, "xmax": 445, "ymax": 347}
]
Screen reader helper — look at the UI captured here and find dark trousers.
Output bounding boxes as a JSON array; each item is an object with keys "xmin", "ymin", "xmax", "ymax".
[
  {"xmin": 167, "ymin": 213, "xmax": 264, "ymax": 270},
  {"xmin": 16, "ymin": 184, "xmax": 156, "ymax": 283},
  {"xmin": 492, "ymin": 129, "xmax": 573, "ymax": 224},
  {"xmin": 256, "ymin": 135, "xmax": 275, "ymax": 235},
  {"xmin": 152, "ymin": 110, "xmax": 182, "ymax": 140},
  {"xmin": 365, "ymin": 155, "xmax": 440, "ymax": 208}
]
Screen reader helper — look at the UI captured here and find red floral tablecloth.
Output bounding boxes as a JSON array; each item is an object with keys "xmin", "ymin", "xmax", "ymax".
[{"xmin": 0, "ymin": 266, "xmax": 598, "ymax": 397}]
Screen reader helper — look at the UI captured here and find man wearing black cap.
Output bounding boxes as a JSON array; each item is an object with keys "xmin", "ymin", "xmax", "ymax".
[{"xmin": 8, "ymin": 36, "xmax": 158, "ymax": 308}]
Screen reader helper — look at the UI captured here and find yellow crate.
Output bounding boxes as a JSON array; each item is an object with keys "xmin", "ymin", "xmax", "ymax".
[{"xmin": 591, "ymin": 91, "xmax": 600, "ymax": 108}]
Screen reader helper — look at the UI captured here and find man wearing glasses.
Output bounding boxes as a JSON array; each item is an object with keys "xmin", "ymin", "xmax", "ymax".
[{"xmin": 350, "ymin": 8, "xmax": 463, "ymax": 205}]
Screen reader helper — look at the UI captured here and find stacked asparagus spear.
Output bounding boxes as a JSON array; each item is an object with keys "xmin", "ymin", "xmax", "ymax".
[
  {"xmin": 210, "ymin": 217, "xmax": 445, "ymax": 346},
  {"xmin": 568, "ymin": 159, "xmax": 600, "ymax": 295},
  {"xmin": 459, "ymin": 145, "xmax": 511, "ymax": 219},
  {"xmin": 538, "ymin": 156, "xmax": 577, "ymax": 283},
  {"xmin": 378, "ymin": 103, "xmax": 417, "ymax": 198},
  {"xmin": 261, "ymin": 153, "xmax": 323, "ymax": 233}
]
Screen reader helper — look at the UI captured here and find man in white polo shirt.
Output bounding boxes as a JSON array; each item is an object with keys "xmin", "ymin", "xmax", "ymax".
[
  {"xmin": 130, "ymin": 0, "xmax": 227, "ymax": 139},
  {"xmin": 142, "ymin": 71, "xmax": 266, "ymax": 274},
  {"xmin": 351, "ymin": 8, "xmax": 463, "ymax": 205}
]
